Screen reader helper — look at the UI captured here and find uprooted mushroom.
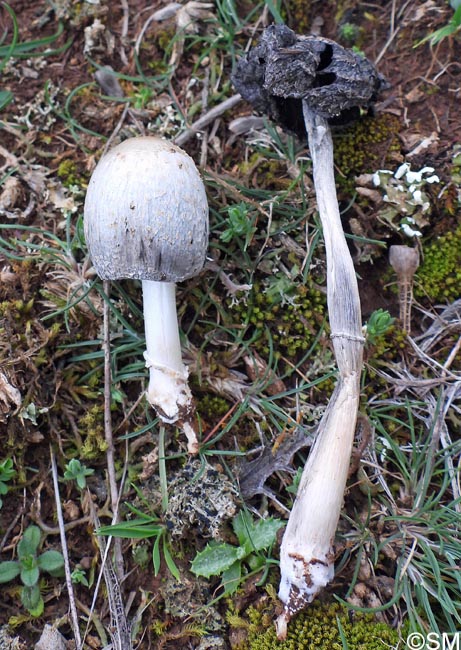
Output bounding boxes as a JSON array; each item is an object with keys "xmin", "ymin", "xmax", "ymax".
[{"xmin": 232, "ymin": 25, "xmax": 386, "ymax": 638}]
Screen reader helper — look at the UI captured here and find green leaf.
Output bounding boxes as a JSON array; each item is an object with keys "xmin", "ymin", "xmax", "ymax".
[
  {"xmin": 265, "ymin": 0, "xmax": 284, "ymax": 24},
  {"xmin": 28, "ymin": 598, "xmax": 45, "ymax": 617},
  {"xmin": 452, "ymin": 4, "xmax": 461, "ymax": 23},
  {"xmin": 98, "ymin": 518, "xmax": 163, "ymax": 539},
  {"xmin": 247, "ymin": 553, "xmax": 265, "ymax": 571},
  {"xmin": 20, "ymin": 565, "xmax": 39, "ymax": 587},
  {"xmin": 221, "ymin": 560, "xmax": 242, "ymax": 595},
  {"xmin": 63, "ymin": 458, "xmax": 94, "ymax": 490},
  {"xmin": 162, "ymin": 537, "xmax": 180, "ymax": 581},
  {"xmin": 38, "ymin": 550, "xmax": 65, "ymax": 576},
  {"xmin": 232, "ymin": 510, "xmax": 253, "ymax": 548},
  {"xmin": 152, "ymin": 534, "xmax": 161, "ymax": 576},
  {"xmin": 0, "ymin": 90, "xmax": 13, "ymax": 111},
  {"xmin": 0, "ymin": 560, "xmax": 20, "ymax": 583},
  {"xmin": 243, "ymin": 518, "xmax": 284, "ymax": 554},
  {"xmin": 0, "ymin": 458, "xmax": 15, "ymax": 482},
  {"xmin": 21, "ymin": 584, "xmax": 43, "ymax": 616},
  {"xmin": 18, "ymin": 526, "xmax": 41, "ymax": 557},
  {"xmin": 191, "ymin": 543, "xmax": 246, "ymax": 578}
]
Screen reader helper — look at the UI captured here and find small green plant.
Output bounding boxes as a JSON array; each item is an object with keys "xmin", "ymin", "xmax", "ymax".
[
  {"xmin": 97, "ymin": 504, "xmax": 180, "ymax": 580},
  {"xmin": 0, "ymin": 458, "xmax": 16, "ymax": 509},
  {"xmin": 0, "ymin": 525, "xmax": 64, "ymax": 616},
  {"xmin": 70, "ymin": 566, "xmax": 89, "ymax": 587},
  {"xmin": 364, "ymin": 309, "xmax": 395, "ymax": 345},
  {"xmin": 286, "ymin": 467, "xmax": 302, "ymax": 495},
  {"xmin": 63, "ymin": 458, "xmax": 95, "ymax": 490},
  {"xmin": 191, "ymin": 510, "xmax": 283, "ymax": 594},
  {"xmin": 220, "ymin": 202, "xmax": 257, "ymax": 250},
  {"xmin": 416, "ymin": 0, "xmax": 461, "ymax": 47},
  {"xmin": 338, "ymin": 22, "xmax": 360, "ymax": 45}
]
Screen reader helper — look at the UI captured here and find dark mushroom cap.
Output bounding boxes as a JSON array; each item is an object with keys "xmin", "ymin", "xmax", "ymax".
[
  {"xmin": 84, "ymin": 136, "xmax": 209, "ymax": 282},
  {"xmin": 232, "ymin": 25, "xmax": 387, "ymax": 138}
]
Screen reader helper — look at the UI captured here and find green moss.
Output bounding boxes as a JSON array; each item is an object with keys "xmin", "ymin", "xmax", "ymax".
[
  {"xmin": 333, "ymin": 114, "xmax": 401, "ymax": 194},
  {"xmin": 415, "ymin": 225, "xmax": 461, "ymax": 302},
  {"xmin": 228, "ymin": 278, "xmax": 326, "ymax": 369},
  {"xmin": 281, "ymin": 0, "xmax": 339, "ymax": 34},
  {"xmin": 241, "ymin": 602, "xmax": 399, "ymax": 650},
  {"xmin": 79, "ymin": 406, "xmax": 107, "ymax": 459},
  {"xmin": 239, "ymin": 153, "xmax": 293, "ymax": 191},
  {"xmin": 197, "ymin": 394, "xmax": 231, "ymax": 420},
  {"xmin": 57, "ymin": 159, "xmax": 85, "ymax": 188}
]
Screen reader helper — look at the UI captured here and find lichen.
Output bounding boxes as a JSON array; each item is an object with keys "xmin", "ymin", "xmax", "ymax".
[
  {"xmin": 415, "ymin": 225, "xmax": 461, "ymax": 302},
  {"xmin": 165, "ymin": 459, "xmax": 238, "ymax": 539},
  {"xmin": 233, "ymin": 601, "xmax": 399, "ymax": 650}
]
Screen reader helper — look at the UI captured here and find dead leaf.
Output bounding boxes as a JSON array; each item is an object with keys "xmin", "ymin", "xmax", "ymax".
[{"xmin": 0, "ymin": 371, "xmax": 22, "ymax": 418}]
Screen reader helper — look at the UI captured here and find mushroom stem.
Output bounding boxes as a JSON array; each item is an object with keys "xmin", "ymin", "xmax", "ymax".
[
  {"xmin": 142, "ymin": 280, "xmax": 198, "ymax": 454},
  {"xmin": 389, "ymin": 245, "xmax": 420, "ymax": 334},
  {"xmin": 276, "ymin": 103, "xmax": 364, "ymax": 639}
]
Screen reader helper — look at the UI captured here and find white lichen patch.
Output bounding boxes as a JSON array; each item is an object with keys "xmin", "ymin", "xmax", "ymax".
[
  {"xmin": 165, "ymin": 458, "xmax": 238, "ymax": 539},
  {"xmin": 360, "ymin": 162, "xmax": 440, "ymax": 237}
]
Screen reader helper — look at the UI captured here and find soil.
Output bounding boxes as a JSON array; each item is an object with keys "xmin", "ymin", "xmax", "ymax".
[{"xmin": 0, "ymin": 0, "xmax": 460, "ymax": 648}]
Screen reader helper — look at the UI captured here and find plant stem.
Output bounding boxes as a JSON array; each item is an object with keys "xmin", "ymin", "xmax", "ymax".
[
  {"xmin": 50, "ymin": 446, "xmax": 82, "ymax": 650},
  {"xmin": 103, "ymin": 280, "xmax": 124, "ymax": 582},
  {"xmin": 142, "ymin": 280, "xmax": 199, "ymax": 453},
  {"xmin": 276, "ymin": 103, "xmax": 364, "ymax": 639}
]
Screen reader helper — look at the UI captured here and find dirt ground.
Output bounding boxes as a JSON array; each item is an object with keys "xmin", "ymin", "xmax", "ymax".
[{"xmin": 0, "ymin": 0, "xmax": 460, "ymax": 648}]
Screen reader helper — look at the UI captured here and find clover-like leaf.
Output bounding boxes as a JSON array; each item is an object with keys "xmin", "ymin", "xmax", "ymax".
[
  {"xmin": 38, "ymin": 550, "xmax": 65, "ymax": 577},
  {"xmin": 0, "ymin": 560, "xmax": 20, "ymax": 584},
  {"xmin": 17, "ymin": 525, "xmax": 41, "ymax": 558},
  {"xmin": 21, "ymin": 584, "xmax": 43, "ymax": 616}
]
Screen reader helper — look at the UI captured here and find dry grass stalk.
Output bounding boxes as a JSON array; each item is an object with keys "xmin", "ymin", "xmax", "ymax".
[{"xmin": 50, "ymin": 447, "xmax": 83, "ymax": 650}]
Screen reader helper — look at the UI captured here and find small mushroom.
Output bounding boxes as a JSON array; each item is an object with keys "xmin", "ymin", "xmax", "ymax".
[
  {"xmin": 84, "ymin": 136, "xmax": 209, "ymax": 453},
  {"xmin": 389, "ymin": 245, "xmax": 420, "ymax": 334}
]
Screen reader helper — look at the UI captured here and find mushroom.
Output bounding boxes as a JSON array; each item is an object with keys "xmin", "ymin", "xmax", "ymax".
[
  {"xmin": 84, "ymin": 136, "xmax": 209, "ymax": 453},
  {"xmin": 232, "ymin": 25, "xmax": 385, "ymax": 638},
  {"xmin": 389, "ymin": 244, "xmax": 420, "ymax": 334}
]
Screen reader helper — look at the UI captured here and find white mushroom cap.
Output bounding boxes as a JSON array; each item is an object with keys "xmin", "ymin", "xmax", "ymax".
[{"xmin": 84, "ymin": 136, "xmax": 209, "ymax": 282}]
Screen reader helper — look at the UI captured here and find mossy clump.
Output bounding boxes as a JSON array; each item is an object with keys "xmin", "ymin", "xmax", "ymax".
[
  {"xmin": 333, "ymin": 114, "xmax": 401, "ymax": 193},
  {"xmin": 79, "ymin": 405, "xmax": 107, "ymax": 459},
  {"xmin": 243, "ymin": 601, "xmax": 399, "ymax": 650},
  {"xmin": 281, "ymin": 0, "xmax": 316, "ymax": 34},
  {"xmin": 197, "ymin": 394, "xmax": 231, "ymax": 421},
  {"xmin": 228, "ymin": 278, "xmax": 326, "ymax": 366},
  {"xmin": 415, "ymin": 225, "xmax": 461, "ymax": 302},
  {"xmin": 240, "ymin": 152, "xmax": 293, "ymax": 191},
  {"xmin": 57, "ymin": 159, "xmax": 86, "ymax": 188}
]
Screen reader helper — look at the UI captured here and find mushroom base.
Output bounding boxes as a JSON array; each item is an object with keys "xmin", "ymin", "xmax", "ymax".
[{"xmin": 143, "ymin": 280, "xmax": 199, "ymax": 453}]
